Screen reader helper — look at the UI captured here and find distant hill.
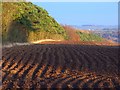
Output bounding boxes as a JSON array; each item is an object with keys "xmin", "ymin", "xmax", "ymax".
[
  {"xmin": 63, "ymin": 25, "xmax": 104, "ymax": 42},
  {"xmin": 91, "ymin": 30, "xmax": 119, "ymax": 43},
  {"xmin": 61, "ymin": 25, "xmax": 118, "ymax": 45},
  {"xmin": 71, "ymin": 25, "xmax": 119, "ymax": 43},
  {"xmin": 2, "ymin": 2, "xmax": 68, "ymax": 44}
]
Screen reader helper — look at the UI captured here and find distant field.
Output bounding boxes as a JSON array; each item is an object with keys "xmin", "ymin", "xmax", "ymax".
[{"xmin": 2, "ymin": 44, "xmax": 120, "ymax": 89}]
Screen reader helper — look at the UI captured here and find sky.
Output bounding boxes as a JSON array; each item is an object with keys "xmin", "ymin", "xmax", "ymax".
[{"xmin": 33, "ymin": 2, "xmax": 118, "ymax": 26}]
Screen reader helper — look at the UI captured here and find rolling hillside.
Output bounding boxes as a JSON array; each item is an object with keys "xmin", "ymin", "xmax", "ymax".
[{"xmin": 2, "ymin": 2, "xmax": 68, "ymax": 44}]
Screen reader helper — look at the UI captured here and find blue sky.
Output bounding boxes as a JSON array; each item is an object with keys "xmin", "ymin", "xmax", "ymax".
[{"xmin": 33, "ymin": 2, "xmax": 118, "ymax": 26}]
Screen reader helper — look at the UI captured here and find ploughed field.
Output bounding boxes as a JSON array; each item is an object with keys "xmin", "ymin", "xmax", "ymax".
[{"xmin": 2, "ymin": 44, "xmax": 120, "ymax": 89}]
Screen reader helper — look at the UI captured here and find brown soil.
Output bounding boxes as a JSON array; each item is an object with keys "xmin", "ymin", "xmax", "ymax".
[{"xmin": 2, "ymin": 44, "xmax": 120, "ymax": 89}]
